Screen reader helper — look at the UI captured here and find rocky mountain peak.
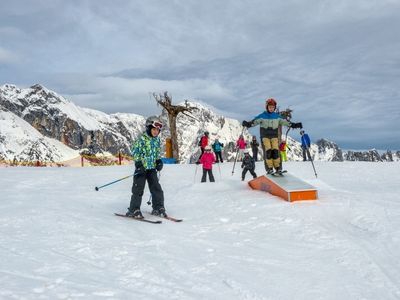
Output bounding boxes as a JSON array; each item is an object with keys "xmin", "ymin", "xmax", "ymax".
[{"xmin": 2, "ymin": 84, "xmax": 399, "ymax": 163}]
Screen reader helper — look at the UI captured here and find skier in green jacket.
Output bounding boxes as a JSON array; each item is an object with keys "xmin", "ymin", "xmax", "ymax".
[{"xmin": 126, "ymin": 116, "xmax": 166, "ymax": 219}]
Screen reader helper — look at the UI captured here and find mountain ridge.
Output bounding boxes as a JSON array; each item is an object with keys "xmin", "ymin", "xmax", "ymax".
[{"xmin": 1, "ymin": 84, "xmax": 399, "ymax": 163}]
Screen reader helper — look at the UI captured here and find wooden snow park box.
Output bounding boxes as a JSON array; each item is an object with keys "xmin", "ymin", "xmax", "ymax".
[{"xmin": 248, "ymin": 173, "xmax": 318, "ymax": 202}]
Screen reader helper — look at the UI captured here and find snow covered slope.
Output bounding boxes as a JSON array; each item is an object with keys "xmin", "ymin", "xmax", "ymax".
[{"xmin": 1, "ymin": 162, "xmax": 399, "ymax": 299}]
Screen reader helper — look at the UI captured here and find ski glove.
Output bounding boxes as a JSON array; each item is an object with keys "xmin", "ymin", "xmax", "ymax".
[
  {"xmin": 242, "ymin": 120, "xmax": 253, "ymax": 128},
  {"xmin": 155, "ymin": 159, "xmax": 163, "ymax": 171},
  {"xmin": 290, "ymin": 122, "xmax": 303, "ymax": 129},
  {"xmin": 134, "ymin": 161, "xmax": 145, "ymax": 176}
]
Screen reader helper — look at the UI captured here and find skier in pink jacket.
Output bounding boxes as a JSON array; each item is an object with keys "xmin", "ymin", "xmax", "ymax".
[{"xmin": 199, "ymin": 145, "xmax": 215, "ymax": 182}]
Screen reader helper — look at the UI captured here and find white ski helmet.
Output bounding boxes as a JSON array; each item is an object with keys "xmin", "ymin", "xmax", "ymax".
[
  {"xmin": 205, "ymin": 145, "xmax": 212, "ymax": 151},
  {"xmin": 145, "ymin": 116, "xmax": 163, "ymax": 130},
  {"xmin": 244, "ymin": 149, "xmax": 250, "ymax": 154}
]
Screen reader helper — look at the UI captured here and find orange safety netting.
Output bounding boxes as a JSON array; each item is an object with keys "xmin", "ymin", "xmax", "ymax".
[{"xmin": 0, "ymin": 153, "xmax": 134, "ymax": 168}]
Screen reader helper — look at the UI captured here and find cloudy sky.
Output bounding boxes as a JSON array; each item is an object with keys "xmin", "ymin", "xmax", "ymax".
[{"xmin": 1, "ymin": 0, "xmax": 399, "ymax": 149}]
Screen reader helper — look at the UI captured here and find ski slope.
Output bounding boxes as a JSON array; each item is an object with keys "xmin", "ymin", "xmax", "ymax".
[{"xmin": 1, "ymin": 162, "xmax": 400, "ymax": 299}]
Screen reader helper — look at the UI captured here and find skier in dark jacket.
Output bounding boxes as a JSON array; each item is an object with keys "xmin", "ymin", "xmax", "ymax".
[
  {"xmin": 250, "ymin": 136, "xmax": 260, "ymax": 161},
  {"xmin": 241, "ymin": 149, "xmax": 257, "ymax": 181},
  {"xmin": 300, "ymin": 130, "xmax": 312, "ymax": 161},
  {"xmin": 126, "ymin": 116, "xmax": 166, "ymax": 219},
  {"xmin": 212, "ymin": 138, "xmax": 224, "ymax": 163},
  {"xmin": 242, "ymin": 98, "xmax": 302, "ymax": 174}
]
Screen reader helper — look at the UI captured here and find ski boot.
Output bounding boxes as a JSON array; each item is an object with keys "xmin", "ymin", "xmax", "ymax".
[
  {"xmin": 274, "ymin": 168, "xmax": 284, "ymax": 176},
  {"xmin": 126, "ymin": 209, "xmax": 144, "ymax": 219},
  {"xmin": 151, "ymin": 207, "xmax": 168, "ymax": 217},
  {"xmin": 266, "ymin": 168, "xmax": 274, "ymax": 175}
]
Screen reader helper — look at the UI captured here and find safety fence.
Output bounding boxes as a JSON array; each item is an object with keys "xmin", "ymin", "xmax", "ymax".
[{"xmin": 0, "ymin": 153, "xmax": 134, "ymax": 168}]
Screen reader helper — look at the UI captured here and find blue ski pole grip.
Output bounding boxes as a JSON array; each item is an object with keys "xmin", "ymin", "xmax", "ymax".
[{"xmin": 94, "ymin": 174, "xmax": 134, "ymax": 191}]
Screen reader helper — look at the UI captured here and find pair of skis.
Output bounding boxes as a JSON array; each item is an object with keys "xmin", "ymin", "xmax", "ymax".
[{"xmin": 114, "ymin": 213, "xmax": 182, "ymax": 224}]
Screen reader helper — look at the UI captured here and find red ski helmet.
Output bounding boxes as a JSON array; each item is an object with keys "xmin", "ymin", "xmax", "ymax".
[{"xmin": 266, "ymin": 98, "xmax": 277, "ymax": 107}]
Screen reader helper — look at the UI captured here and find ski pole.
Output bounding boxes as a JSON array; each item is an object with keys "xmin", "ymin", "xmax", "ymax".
[
  {"xmin": 95, "ymin": 174, "xmax": 133, "ymax": 191},
  {"xmin": 306, "ymin": 147, "xmax": 318, "ymax": 178},
  {"xmin": 217, "ymin": 161, "xmax": 222, "ymax": 179},
  {"xmin": 232, "ymin": 127, "xmax": 245, "ymax": 175},
  {"xmin": 231, "ymin": 147, "xmax": 240, "ymax": 175},
  {"xmin": 194, "ymin": 163, "xmax": 199, "ymax": 183},
  {"xmin": 147, "ymin": 194, "xmax": 152, "ymax": 205}
]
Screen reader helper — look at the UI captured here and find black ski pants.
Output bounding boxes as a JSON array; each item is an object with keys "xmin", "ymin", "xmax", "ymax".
[
  {"xmin": 129, "ymin": 169, "xmax": 164, "ymax": 211},
  {"xmin": 215, "ymin": 151, "xmax": 223, "ymax": 163},
  {"xmin": 242, "ymin": 168, "xmax": 257, "ymax": 180},
  {"xmin": 201, "ymin": 168, "xmax": 215, "ymax": 182},
  {"xmin": 252, "ymin": 150, "xmax": 258, "ymax": 161}
]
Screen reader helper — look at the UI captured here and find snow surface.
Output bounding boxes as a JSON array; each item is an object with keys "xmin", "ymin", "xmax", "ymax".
[{"xmin": 1, "ymin": 162, "xmax": 400, "ymax": 299}]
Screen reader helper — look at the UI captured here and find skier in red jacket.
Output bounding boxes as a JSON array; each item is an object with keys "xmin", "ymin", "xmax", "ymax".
[{"xmin": 197, "ymin": 131, "xmax": 209, "ymax": 162}]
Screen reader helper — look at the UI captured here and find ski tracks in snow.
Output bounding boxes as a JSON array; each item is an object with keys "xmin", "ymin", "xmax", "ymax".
[{"xmin": 316, "ymin": 192, "xmax": 400, "ymax": 299}]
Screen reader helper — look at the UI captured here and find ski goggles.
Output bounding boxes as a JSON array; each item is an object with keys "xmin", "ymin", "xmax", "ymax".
[{"xmin": 151, "ymin": 121, "xmax": 163, "ymax": 130}]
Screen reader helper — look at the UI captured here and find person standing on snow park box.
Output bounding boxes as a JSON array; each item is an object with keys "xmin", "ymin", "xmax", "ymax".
[
  {"xmin": 242, "ymin": 98, "xmax": 302, "ymax": 175},
  {"xmin": 199, "ymin": 145, "xmax": 215, "ymax": 182},
  {"xmin": 300, "ymin": 130, "xmax": 312, "ymax": 161},
  {"xmin": 126, "ymin": 116, "xmax": 166, "ymax": 219}
]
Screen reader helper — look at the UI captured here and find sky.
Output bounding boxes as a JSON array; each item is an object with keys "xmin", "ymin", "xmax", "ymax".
[{"xmin": 1, "ymin": 0, "xmax": 400, "ymax": 150}]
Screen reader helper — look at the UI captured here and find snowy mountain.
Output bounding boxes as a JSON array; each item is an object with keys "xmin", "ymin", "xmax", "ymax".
[
  {"xmin": 344, "ymin": 149, "xmax": 400, "ymax": 162},
  {"xmin": 0, "ymin": 84, "xmax": 145, "ymax": 157},
  {"xmin": 284, "ymin": 137, "xmax": 343, "ymax": 162},
  {"xmin": 0, "ymin": 108, "xmax": 78, "ymax": 163},
  {"xmin": 0, "ymin": 84, "xmax": 255, "ymax": 163},
  {"xmin": 158, "ymin": 101, "xmax": 253, "ymax": 163},
  {"xmin": 1, "ymin": 84, "xmax": 398, "ymax": 163}
]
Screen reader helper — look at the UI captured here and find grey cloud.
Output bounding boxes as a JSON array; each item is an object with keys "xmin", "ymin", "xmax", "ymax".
[
  {"xmin": 0, "ymin": 47, "xmax": 18, "ymax": 64},
  {"xmin": 1, "ymin": 0, "xmax": 399, "ymax": 149}
]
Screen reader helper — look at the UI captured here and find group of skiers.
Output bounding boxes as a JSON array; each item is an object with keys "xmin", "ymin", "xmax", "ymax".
[
  {"xmin": 198, "ymin": 132, "xmax": 224, "ymax": 163},
  {"xmin": 125, "ymin": 97, "xmax": 310, "ymax": 219}
]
